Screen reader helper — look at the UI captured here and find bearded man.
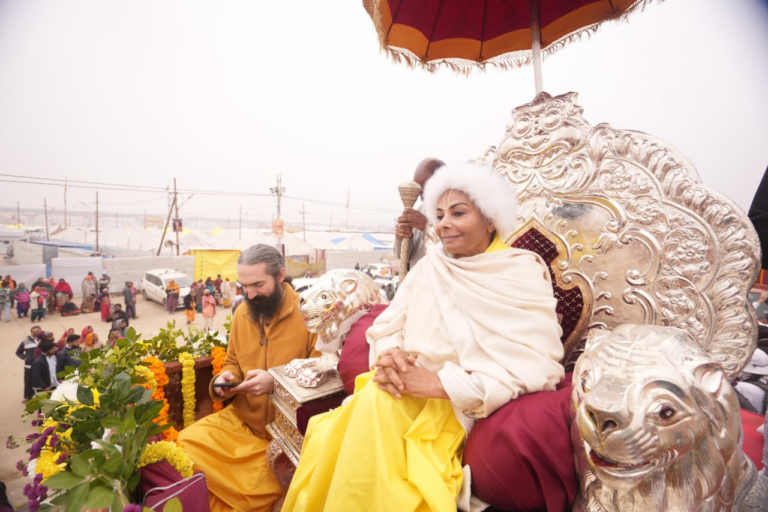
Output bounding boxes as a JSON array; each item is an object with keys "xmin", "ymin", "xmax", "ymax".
[{"xmin": 178, "ymin": 244, "xmax": 319, "ymax": 512}]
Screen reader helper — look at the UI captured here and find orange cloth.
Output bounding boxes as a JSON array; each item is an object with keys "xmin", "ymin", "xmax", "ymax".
[
  {"xmin": 178, "ymin": 283, "xmax": 319, "ymax": 511},
  {"xmin": 185, "ymin": 309, "xmax": 195, "ymax": 323}
]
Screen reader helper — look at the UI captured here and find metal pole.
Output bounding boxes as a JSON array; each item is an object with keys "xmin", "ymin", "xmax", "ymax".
[
  {"xmin": 173, "ymin": 179, "xmax": 180, "ymax": 256},
  {"xmin": 529, "ymin": 0, "xmax": 544, "ymax": 94},
  {"xmin": 95, "ymin": 192, "xmax": 99, "ymax": 253},
  {"xmin": 157, "ymin": 196, "xmax": 176, "ymax": 256},
  {"xmin": 43, "ymin": 198, "xmax": 50, "ymax": 241}
]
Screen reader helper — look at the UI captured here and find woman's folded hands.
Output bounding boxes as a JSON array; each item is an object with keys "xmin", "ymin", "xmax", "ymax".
[{"xmin": 373, "ymin": 348, "xmax": 448, "ymax": 400}]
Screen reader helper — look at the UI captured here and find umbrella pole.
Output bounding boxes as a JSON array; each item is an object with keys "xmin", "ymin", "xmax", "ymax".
[{"xmin": 529, "ymin": 0, "xmax": 544, "ymax": 94}]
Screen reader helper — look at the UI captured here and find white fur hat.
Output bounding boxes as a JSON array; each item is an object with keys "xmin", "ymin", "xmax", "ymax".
[{"xmin": 422, "ymin": 162, "xmax": 519, "ymax": 239}]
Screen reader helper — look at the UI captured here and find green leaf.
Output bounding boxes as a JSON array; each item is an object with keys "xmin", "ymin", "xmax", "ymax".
[
  {"xmin": 163, "ymin": 497, "xmax": 183, "ymax": 512},
  {"xmin": 76, "ymin": 386, "xmax": 94, "ymax": 406},
  {"xmin": 43, "ymin": 471, "xmax": 85, "ymax": 490},
  {"xmin": 65, "ymin": 482, "xmax": 90, "ymax": 512},
  {"xmin": 119, "ymin": 417, "xmax": 137, "ymax": 433},
  {"xmin": 103, "ymin": 452, "xmax": 123, "ymax": 476},
  {"xmin": 68, "ymin": 454, "xmax": 92, "ymax": 477},
  {"xmin": 126, "ymin": 326, "xmax": 137, "ymax": 340},
  {"xmin": 100, "ymin": 417, "xmax": 122, "ymax": 430},
  {"xmin": 136, "ymin": 388, "xmax": 152, "ymax": 405},
  {"xmin": 50, "ymin": 494, "xmax": 69, "ymax": 506},
  {"xmin": 85, "ymin": 486, "xmax": 114, "ymax": 509},
  {"xmin": 126, "ymin": 385, "xmax": 146, "ymax": 404}
]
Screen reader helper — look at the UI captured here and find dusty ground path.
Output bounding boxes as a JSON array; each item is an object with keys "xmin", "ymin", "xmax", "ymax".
[{"xmin": 0, "ymin": 294, "xmax": 230, "ymax": 508}]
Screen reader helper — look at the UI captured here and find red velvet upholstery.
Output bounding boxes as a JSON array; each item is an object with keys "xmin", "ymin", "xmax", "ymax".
[
  {"xmin": 140, "ymin": 460, "xmax": 209, "ymax": 511},
  {"xmin": 337, "ymin": 305, "xmax": 389, "ymax": 395},
  {"xmin": 465, "ymin": 374, "xmax": 576, "ymax": 512},
  {"xmin": 510, "ymin": 228, "xmax": 585, "ymax": 347},
  {"xmin": 741, "ymin": 409, "xmax": 766, "ymax": 471}
]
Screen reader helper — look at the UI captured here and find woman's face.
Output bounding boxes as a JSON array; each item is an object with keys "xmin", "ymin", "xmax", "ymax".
[
  {"xmin": 68, "ymin": 328, "xmax": 74, "ymax": 335},
  {"xmin": 435, "ymin": 189, "xmax": 494, "ymax": 258}
]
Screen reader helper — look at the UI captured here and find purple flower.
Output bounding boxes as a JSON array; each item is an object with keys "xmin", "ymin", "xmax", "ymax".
[
  {"xmin": 22, "ymin": 483, "xmax": 31, "ymax": 497},
  {"xmin": 34, "ymin": 485, "xmax": 46, "ymax": 498},
  {"xmin": 56, "ymin": 453, "xmax": 67, "ymax": 464},
  {"xmin": 28, "ymin": 500, "xmax": 40, "ymax": 512},
  {"xmin": 60, "ymin": 423, "xmax": 70, "ymax": 429},
  {"xmin": 30, "ymin": 420, "xmax": 40, "ymax": 427},
  {"xmin": 123, "ymin": 505, "xmax": 142, "ymax": 512},
  {"xmin": 16, "ymin": 459, "xmax": 25, "ymax": 471},
  {"xmin": 40, "ymin": 426, "xmax": 55, "ymax": 438},
  {"xmin": 49, "ymin": 434, "xmax": 58, "ymax": 447},
  {"xmin": 22, "ymin": 466, "xmax": 28, "ymax": 477},
  {"xmin": 28, "ymin": 442, "xmax": 42, "ymax": 459},
  {"xmin": 25, "ymin": 433, "xmax": 40, "ymax": 441},
  {"xmin": 33, "ymin": 473, "xmax": 43, "ymax": 485}
]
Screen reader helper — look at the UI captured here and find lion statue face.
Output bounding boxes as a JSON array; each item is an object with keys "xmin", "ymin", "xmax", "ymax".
[
  {"xmin": 572, "ymin": 324, "xmax": 755, "ymax": 511},
  {"xmin": 299, "ymin": 269, "xmax": 385, "ymax": 352}
]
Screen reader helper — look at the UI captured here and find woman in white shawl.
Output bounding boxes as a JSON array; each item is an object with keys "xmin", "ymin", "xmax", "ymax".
[{"xmin": 284, "ymin": 163, "xmax": 564, "ymax": 511}]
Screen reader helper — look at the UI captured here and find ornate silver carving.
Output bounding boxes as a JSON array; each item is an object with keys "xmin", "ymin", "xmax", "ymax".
[
  {"xmin": 571, "ymin": 324, "xmax": 764, "ymax": 511},
  {"xmin": 481, "ymin": 91, "xmax": 760, "ymax": 379},
  {"xmin": 299, "ymin": 269, "xmax": 387, "ymax": 354}
]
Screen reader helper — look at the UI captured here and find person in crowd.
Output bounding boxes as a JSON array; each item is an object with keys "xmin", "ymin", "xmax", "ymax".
[
  {"xmin": 178, "ymin": 244, "xmax": 320, "ymax": 511},
  {"xmin": 231, "ymin": 286, "xmax": 244, "ymax": 314},
  {"xmin": 130, "ymin": 281, "xmax": 138, "ymax": 318},
  {"xmin": 16, "ymin": 325, "xmax": 42, "ymax": 402},
  {"xmin": 284, "ymin": 163, "xmax": 563, "ymax": 510},
  {"xmin": 748, "ymin": 166, "xmax": 768, "ymax": 270},
  {"xmin": 205, "ymin": 278, "xmax": 215, "ymax": 296},
  {"xmin": 81, "ymin": 274, "xmax": 97, "ymax": 313},
  {"xmin": 31, "ymin": 340, "xmax": 64, "ymax": 394},
  {"xmin": 394, "ymin": 157, "xmax": 445, "ymax": 270},
  {"xmin": 60, "ymin": 297, "xmax": 80, "ymax": 317},
  {"xmin": 110, "ymin": 303, "xmax": 129, "ymax": 331},
  {"xmin": 3, "ymin": 275, "xmax": 15, "ymax": 310},
  {"xmin": 734, "ymin": 348, "xmax": 768, "ymax": 415},
  {"xmin": 107, "ymin": 328, "xmax": 121, "ymax": 348},
  {"xmin": 201, "ymin": 289, "xmax": 216, "ymax": 332},
  {"xmin": 165, "ymin": 280, "xmax": 180, "ymax": 313},
  {"xmin": 62, "ymin": 334, "xmax": 83, "ymax": 369},
  {"xmin": 32, "ymin": 332, "xmax": 56, "ymax": 360},
  {"xmin": 354, "ymin": 263, "xmax": 360, "ymax": 271},
  {"xmin": 14, "ymin": 282, "xmax": 30, "ymax": 318},
  {"xmin": 81, "ymin": 325, "xmax": 93, "ymax": 340},
  {"xmin": 194, "ymin": 279, "xmax": 205, "ymax": 313},
  {"xmin": 378, "ymin": 285, "xmax": 387, "ymax": 302},
  {"xmin": 220, "ymin": 278, "xmax": 233, "ymax": 308},
  {"xmin": 98, "ymin": 288, "xmax": 111, "ymax": 322},
  {"xmin": 385, "ymin": 283, "xmax": 395, "ymax": 301},
  {"xmin": 98, "ymin": 271, "xmax": 111, "ymax": 294},
  {"xmin": 214, "ymin": 274, "xmax": 223, "ymax": 294},
  {"xmin": 116, "ymin": 319, "xmax": 128, "ymax": 338},
  {"xmin": 0, "ymin": 481, "xmax": 14, "ymax": 512},
  {"xmin": 57, "ymin": 328, "xmax": 75, "ymax": 351},
  {"xmin": 184, "ymin": 292, "xmax": 196, "ymax": 325},
  {"xmin": 0, "ymin": 281, "xmax": 12, "ymax": 322},
  {"xmin": 123, "ymin": 281, "xmax": 136, "ymax": 319},
  {"xmin": 30, "ymin": 286, "xmax": 47, "ymax": 322},
  {"xmin": 83, "ymin": 331, "xmax": 104, "ymax": 352},
  {"xmin": 45, "ymin": 278, "xmax": 57, "ymax": 314},
  {"xmin": 55, "ymin": 278, "xmax": 74, "ymax": 311}
]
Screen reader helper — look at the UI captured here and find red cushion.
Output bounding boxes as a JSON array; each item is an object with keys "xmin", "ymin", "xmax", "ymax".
[
  {"xmin": 465, "ymin": 374, "xmax": 577, "ymax": 512},
  {"xmin": 337, "ymin": 305, "xmax": 388, "ymax": 395},
  {"xmin": 140, "ymin": 460, "xmax": 209, "ymax": 511},
  {"xmin": 740, "ymin": 409, "xmax": 766, "ymax": 471}
]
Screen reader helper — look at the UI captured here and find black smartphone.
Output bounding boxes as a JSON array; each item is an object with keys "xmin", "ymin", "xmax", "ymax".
[{"xmin": 212, "ymin": 381, "xmax": 240, "ymax": 388}]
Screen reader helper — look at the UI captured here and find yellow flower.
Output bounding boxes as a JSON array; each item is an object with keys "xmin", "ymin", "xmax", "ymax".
[
  {"xmin": 36, "ymin": 449, "xmax": 67, "ymax": 481},
  {"xmin": 179, "ymin": 353, "xmax": 196, "ymax": 428},
  {"xmin": 138, "ymin": 441, "xmax": 193, "ymax": 478}
]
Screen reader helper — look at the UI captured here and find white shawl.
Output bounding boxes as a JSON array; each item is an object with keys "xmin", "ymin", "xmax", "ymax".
[{"xmin": 367, "ymin": 243, "xmax": 564, "ymax": 420}]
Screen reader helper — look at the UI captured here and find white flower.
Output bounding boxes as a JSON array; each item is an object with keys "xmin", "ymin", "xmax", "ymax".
[
  {"xmin": 50, "ymin": 380, "xmax": 79, "ymax": 403},
  {"xmin": 26, "ymin": 458, "xmax": 37, "ymax": 477}
]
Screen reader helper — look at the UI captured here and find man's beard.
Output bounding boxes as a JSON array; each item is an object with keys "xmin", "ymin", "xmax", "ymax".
[{"xmin": 243, "ymin": 283, "xmax": 284, "ymax": 325}]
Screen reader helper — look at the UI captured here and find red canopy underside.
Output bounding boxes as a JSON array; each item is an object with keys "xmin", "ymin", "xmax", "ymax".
[{"xmin": 365, "ymin": 0, "xmax": 644, "ymax": 64}]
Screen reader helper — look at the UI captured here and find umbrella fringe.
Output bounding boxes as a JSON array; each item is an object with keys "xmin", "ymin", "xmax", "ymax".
[{"xmin": 362, "ymin": 0, "xmax": 664, "ymax": 76}]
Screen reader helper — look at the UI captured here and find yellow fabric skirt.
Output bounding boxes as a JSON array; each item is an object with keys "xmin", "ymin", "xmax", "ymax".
[
  {"xmin": 283, "ymin": 371, "xmax": 465, "ymax": 512},
  {"xmin": 177, "ymin": 405, "xmax": 282, "ymax": 512},
  {"xmin": 185, "ymin": 309, "xmax": 195, "ymax": 322}
]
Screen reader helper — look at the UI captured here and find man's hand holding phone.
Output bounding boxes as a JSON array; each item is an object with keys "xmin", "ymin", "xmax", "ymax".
[
  {"xmin": 231, "ymin": 369, "xmax": 274, "ymax": 397},
  {"xmin": 212, "ymin": 371, "xmax": 241, "ymax": 398}
]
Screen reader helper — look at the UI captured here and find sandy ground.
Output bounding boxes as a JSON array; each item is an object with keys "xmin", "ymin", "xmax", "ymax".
[{"xmin": 0, "ymin": 294, "xmax": 230, "ymax": 508}]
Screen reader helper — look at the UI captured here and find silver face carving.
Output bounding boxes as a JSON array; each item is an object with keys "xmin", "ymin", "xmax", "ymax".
[
  {"xmin": 299, "ymin": 269, "xmax": 387, "ymax": 352},
  {"xmin": 571, "ymin": 325, "xmax": 759, "ymax": 511}
]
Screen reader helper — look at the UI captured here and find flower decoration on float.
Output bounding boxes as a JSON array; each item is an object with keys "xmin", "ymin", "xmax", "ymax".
[
  {"xmin": 179, "ymin": 352, "xmax": 196, "ymax": 428},
  {"xmin": 211, "ymin": 346, "xmax": 227, "ymax": 412},
  {"xmin": 143, "ymin": 355, "xmax": 179, "ymax": 443},
  {"xmin": 138, "ymin": 440, "xmax": 194, "ymax": 478}
]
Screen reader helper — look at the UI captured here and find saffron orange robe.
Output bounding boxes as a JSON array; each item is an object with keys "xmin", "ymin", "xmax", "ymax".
[{"xmin": 178, "ymin": 283, "xmax": 319, "ymax": 512}]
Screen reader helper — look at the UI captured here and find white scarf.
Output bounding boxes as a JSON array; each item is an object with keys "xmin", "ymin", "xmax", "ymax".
[{"xmin": 367, "ymin": 243, "xmax": 564, "ymax": 420}]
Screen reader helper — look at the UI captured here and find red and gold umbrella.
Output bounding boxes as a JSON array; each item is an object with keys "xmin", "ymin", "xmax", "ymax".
[{"xmin": 363, "ymin": 0, "xmax": 654, "ymax": 90}]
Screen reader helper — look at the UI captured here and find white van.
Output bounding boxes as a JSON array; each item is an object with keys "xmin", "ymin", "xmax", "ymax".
[{"xmin": 141, "ymin": 269, "xmax": 193, "ymax": 308}]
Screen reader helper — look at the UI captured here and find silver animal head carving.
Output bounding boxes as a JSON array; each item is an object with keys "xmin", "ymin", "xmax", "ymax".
[
  {"xmin": 299, "ymin": 269, "xmax": 386, "ymax": 352},
  {"xmin": 571, "ymin": 324, "xmax": 758, "ymax": 511}
]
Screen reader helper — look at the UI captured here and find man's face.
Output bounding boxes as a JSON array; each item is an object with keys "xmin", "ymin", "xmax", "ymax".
[
  {"xmin": 237, "ymin": 263, "xmax": 284, "ymax": 301},
  {"xmin": 46, "ymin": 346, "xmax": 58, "ymax": 356},
  {"xmin": 31, "ymin": 327, "xmax": 41, "ymax": 337},
  {"xmin": 70, "ymin": 339, "xmax": 81, "ymax": 349}
]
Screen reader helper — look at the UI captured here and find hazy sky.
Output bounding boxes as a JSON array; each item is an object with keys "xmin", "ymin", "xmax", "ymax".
[{"xmin": 0, "ymin": 0, "xmax": 767, "ymax": 230}]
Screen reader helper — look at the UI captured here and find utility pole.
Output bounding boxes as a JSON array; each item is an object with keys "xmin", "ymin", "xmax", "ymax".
[
  {"xmin": 157, "ymin": 195, "xmax": 176, "ymax": 256},
  {"xmin": 43, "ymin": 199, "xmax": 50, "ymax": 241},
  {"xmin": 95, "ymin": 192, "xmax": 100, "ymax": 253},
  {"xmin": 301, "ymin": 203, "xmax": 306, "ymax": 241},
  {"xmin": 16, "ymin": 201, "xmax": 20, "ymax": 228},
  {"xmin": 173, "ymin": 179, "xmax": 180, "ymax": 256},
  {"xmin": 270, "ymin": 174, "xmax": 285, "ymax": 238},
  {"xmin": 64, "ymin": 178, "xmax": 68, "ymax": 228},
  {"xmin": 239, "ymin": 205, "xmax": 242, "ymax": 240}
]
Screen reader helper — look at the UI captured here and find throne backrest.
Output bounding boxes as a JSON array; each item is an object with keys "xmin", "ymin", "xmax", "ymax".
[{"xmin": 478, "ymin": 92, "xmax": 761, "ymax": 379}]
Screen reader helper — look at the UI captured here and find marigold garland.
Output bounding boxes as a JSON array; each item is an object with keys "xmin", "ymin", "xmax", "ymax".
[
  {"xmin": 142, "ymin": 356, "xmax": 179, "ymax": 442},
  {"xmin": 138, "ymin": 441, "xmax": 193, "ymax": 478},
  {"xmin": 178, "ymin": 353, "xmax": 196, "ymax": 428},
  {"xmin": 211, "ymin": 347, "xmax": 227, "ymax": 412}
]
